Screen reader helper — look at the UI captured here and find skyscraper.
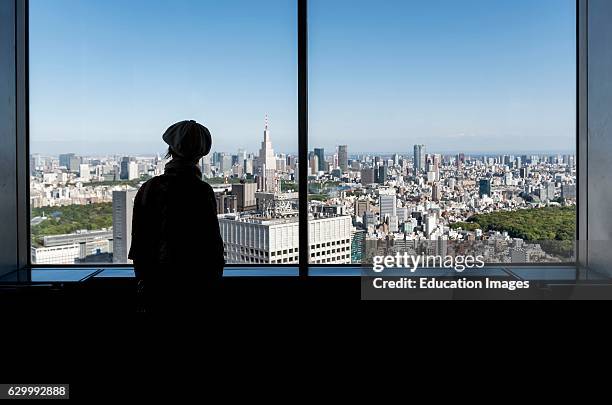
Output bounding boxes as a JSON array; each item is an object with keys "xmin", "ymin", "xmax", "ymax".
[
  {"xmin": 258, "ymin": 115, "xmax": 277, "ymax": 192},
  {"xmin": 237, "ymin": 148, "xmax": 247, "ymax": 162},
  {"xmin": 361, "ymin": 167, "xmax": 375, "ymax": 185},
  {"xmin": 479, "ymin": 179, "xmax": 492, "ymax": 198},
  {"xmin": 79, "ymin": 164, "xmax": 90, "ymax": 181},
  {"xmin": 338, "ymin": 145, "xmax": 348, "ymax": 172},
  {"xmin": 314, "ymin": 148, "xmax": 326, "ymax": 172},
  {"xmin": 432, "ymin": 182, "xmax": 442, "ymax": 201},
  {"xmin": 59, "ymin": 153, "xmax": 76, "ymax": 170},
  {"xmin": 220, "ymin": 154, "xmax": 233, "ymax": 175},
  {"xmin": 351, "ymin": 229, "xmax": 365, "ymax": 263},
  {"xmin": 379, "ymin": 190, "xmax": 397, "ymax": 220},
  {"xmin": 309, "ymin": 153, "xmax": 319, "ymax": 176},
  {"xmin": 112, "ymin": 189, "xmax": 137, "ymax": 263},
  {"xmin": 244, "ymin": 157, "xmax": 254, "ymax": 176},
  {"xmin": 414, "ymin": 144, "xmax": 426, "ymax": 173},
  {"xmin": 377, "ymin": 165, "xmax": 388, "ymax": 185},
  {"xmin": 520, "ymin": 167, "xmax": 530, "ymax": 179},
  {"xmin": 540, "ymin": 181, "xmax": 556, "ymax": 202},
  {"xmin": 120, "ymin": 157, "xmax": 132, "ymax": 180},
  {"xmin": 128, "ymin": 161, "xmax": 139, "ymax": 180},
  {"xmin": 59, "ymin": 153, "xmax": 81, "ymax": 172}
]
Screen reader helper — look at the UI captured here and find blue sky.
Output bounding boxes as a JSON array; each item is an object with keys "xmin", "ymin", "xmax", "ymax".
[{"xmin": 30, "ymin": 0, "xmax": 575, "ymax": 156}]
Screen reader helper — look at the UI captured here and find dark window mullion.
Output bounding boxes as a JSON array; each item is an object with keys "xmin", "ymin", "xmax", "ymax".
[{"xmin": 298, "ymin": 0, "xmax": 309, "ymax": 278}]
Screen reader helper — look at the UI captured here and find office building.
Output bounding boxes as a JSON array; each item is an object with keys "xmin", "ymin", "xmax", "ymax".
[
  {"xmin": 351, "ymin": 229, "xmax": 365, "ymax": 263},
  {"xmin": 219, "ymin": 214, "xmax": 352, "ymax": 265},
  {"xmin": 432, "ymin": 182, "xmax": 442, "ymax": 201},
  {"xmin": 31, "ymin": 230, "xmax": 114, "ymax": 265},
  {"xmin": 414, "ymin": 144, "xmax": 426, "ymax": 173},
  {"xmin": 388, "ymin": 215, "xmax": 399, "ymax": 233},
  {"xmin": 479, "ymin": 179, "xmax": 492, "ymax": 198},
  {"xmin": 354, "ymin": 199, "xmax": 370, "ymax": 217},
  {"xmin": 520, "ymin": 167, "xmax": 530, "ymax": 179},
  {"xmin": 338, "ymin": 145, "xmax": 348, "ymax": 172},
  {"xmin": 201, "ymin": 160, "xmax": 212, "ymax": 177},
  {"xmin": 309, "ymin": 153, "xmax": 319, "ymax": 176},
  {"xmin": 31, "ymin": 244, "xmax": 80, "ymax": 265},
  {"xmin": 112, "ymin": 189, "xmax": 137, "ymax": 263},
  {"xmin": 314, "ymin": 148, "xmax": 326, "ymax": 172},
  {"xmin": 361, "ymin": 167, "xmax": 375, "ymax": 185},
  {"xmin": 456, "ymin": 153, "xmax": 465, "ymax": 170},
  {"xmin": 379, "ymin": 190, "xmax": 397, "ymax": 220},
  {"xmin": 233, "ymin": 182, "xmax": 257, "ymax": 212},
  {"xmin": 287, "ymin": 155, "xmax": 297, "ymax": 171},
  {"xmin": 220, "ymin": 154, "xmax": 233, "ymax": 175},
  {"xmin": 79, "ymin": 164, "xmax": 90, "ymax": 181},
  {"xmin": 59, "ymin": 153, "xmax": 81, "ymax": 173},
  {"xmin": 562, "ymin": 184, "xmax": 577, "ymax": 201},
  {"xmin": 59, "ymin": 153, "xmax": 74, "ymax": 169},
  {"xmin": 539, "ymin": 181, "xmax": 556, "ymax": 202},
  {"xmin": 363, "ymin": 211, "xmax": 376, "ymax": 230},
  {"xmin": 128, "ymin": 162, "xmax": 139, "ymax": 180},
  {"xmin": 378, "ymin": 165, "xmax": 388, "ymax": 185},
  {"xmin": 244, "ymin": 158, "xmax": 254, "ymax": 175},
  {"xmin": 120, "ymin": 157, "xmax": 133, "ymax": 181}
]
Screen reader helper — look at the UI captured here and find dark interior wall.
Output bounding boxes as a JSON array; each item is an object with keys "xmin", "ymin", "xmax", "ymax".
[
  {"xmin": 0, "ymin": 0, "xmax": 18, "ymax": 279},
  {"xmin": 588, "ymin": 0, "xmax": 612, "ymax": 275},
  {"xmin": 1, "ymin": 278, "xmax": 362, "ymax": 313}
]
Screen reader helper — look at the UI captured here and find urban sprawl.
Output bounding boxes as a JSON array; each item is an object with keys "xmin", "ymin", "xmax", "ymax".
[{"xmin": 30, "ymin": 118, "xmax": 576, "ymax": 267}]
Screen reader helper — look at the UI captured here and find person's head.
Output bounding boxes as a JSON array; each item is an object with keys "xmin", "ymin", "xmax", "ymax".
[{"xmin": 162, "ymin": 120, "xmax": 212, "ymax": 164}]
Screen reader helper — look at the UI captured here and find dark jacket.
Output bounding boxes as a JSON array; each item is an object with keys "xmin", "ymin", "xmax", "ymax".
[{"xmin": 128, "ymin": 165, "xmax": 225, "ymax": 286}]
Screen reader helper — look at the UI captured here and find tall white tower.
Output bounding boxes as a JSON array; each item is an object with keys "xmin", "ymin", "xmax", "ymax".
[
  {"xmin": 258, "ymin": 115, "xmax": 278, "ymax": 192},
  {"xmin": 259, "ymin": 115, "xmax": 276, "ymax": 171}
]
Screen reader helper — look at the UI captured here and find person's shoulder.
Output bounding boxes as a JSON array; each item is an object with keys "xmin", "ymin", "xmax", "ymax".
[
  {"xmin": 199, "ymin": 180, "xmax": 216, "ymax": 195},
  {"xmin": 142, "ymin": 175, "xmax": 168, "ymax": 189},
  {"xmin": 137, "ymin": 175, "xmax": 171, "ymax": 196}
]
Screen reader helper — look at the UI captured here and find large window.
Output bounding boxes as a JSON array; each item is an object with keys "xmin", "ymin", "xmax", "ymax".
[
  {"xmin": 28, "ymin": 0, "xmax": 577, "ymax": 270},
  {"xmin": 309, "ymin": 0, "xmax": 577, "ymax": 266},
  {"xmin": 29, "ymin": 0, "xmax": 298, "ymax": 266}
]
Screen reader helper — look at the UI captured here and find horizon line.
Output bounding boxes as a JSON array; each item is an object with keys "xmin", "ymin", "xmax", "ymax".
[{"xmin": 31, "ymin": 150, "xmax": 576, "ymax": 158}]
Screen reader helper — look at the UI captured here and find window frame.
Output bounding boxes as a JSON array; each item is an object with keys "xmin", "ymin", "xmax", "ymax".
[{"xmin": 3, "ymin": 0, "xmax": 586, "ymax": 282}]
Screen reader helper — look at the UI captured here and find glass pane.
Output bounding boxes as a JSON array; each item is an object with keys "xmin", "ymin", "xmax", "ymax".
[
  {"xmin": 29, "ymin": 0, "xmax": 298, "ymax": 266},
  {"xmin": 309, "ymin": 0, "xmax": 576, "ymax": 267}
]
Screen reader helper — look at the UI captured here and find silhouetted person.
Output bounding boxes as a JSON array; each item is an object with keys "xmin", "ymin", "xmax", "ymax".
[{"xmin": 129, "ymin": 120, "xmax": 225, "ymax": 311}]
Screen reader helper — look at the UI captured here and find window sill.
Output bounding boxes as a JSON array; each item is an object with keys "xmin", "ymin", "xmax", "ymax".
[{"xmin": 0, "ymin": 265, "xmax": 596, "ymax": 284}]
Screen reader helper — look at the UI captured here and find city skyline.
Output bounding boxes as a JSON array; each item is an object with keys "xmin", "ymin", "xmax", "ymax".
[
  {"xmin": 31, "ymin": 116, "xmax": 577, "ymax": 266},
  {"xmin": 31, "ymin": 146, "xmax": 578, "ymax": 159}
]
